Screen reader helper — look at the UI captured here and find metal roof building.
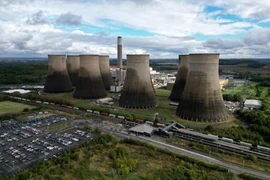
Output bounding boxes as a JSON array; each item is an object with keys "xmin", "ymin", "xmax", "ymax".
[
  {"xmin": 128, "ymin": 123, "xmax": 157, "ymax": 137},
  {"xmin": 244, "ymin": 99, "xmax": 262, "ymax": 110}
]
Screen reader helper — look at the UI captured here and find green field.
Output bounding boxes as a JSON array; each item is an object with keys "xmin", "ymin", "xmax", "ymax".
[
  {"xmin": 9, "ymin": 135, "xmax": 242, "ymax": 180},
  {"xmin": 223, "ymin": 82, "xmax": 269, "ymax": 99},
  {"xmin": 0, "ymin": 101, "xmax": 36, "ymax": 115},
  {"xmin": 39, "ymin": 89, "xmax": 242, "ymax": 129}
]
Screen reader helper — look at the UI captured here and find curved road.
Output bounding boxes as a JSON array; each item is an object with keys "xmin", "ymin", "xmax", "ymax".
[{"xmin": 101, "ymin": 128, "xmax": 270, "ymax": 180}]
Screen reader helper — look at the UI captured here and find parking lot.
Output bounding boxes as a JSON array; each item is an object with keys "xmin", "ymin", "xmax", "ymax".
[{"xmin": 0, "ymin": 115, "xmax": 94, "ymax": 177}]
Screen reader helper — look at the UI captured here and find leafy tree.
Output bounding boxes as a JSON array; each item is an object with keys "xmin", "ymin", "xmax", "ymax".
[{"xmin": 205, "ymin": 125, "xmax": 214, "ymax": 132}]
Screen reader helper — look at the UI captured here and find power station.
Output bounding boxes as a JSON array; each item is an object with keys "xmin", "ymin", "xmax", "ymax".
[
  {"xmin": 44, "ymin": 55, "xmax": 73, "ymax": 93},
  {"xmin": 119, "ymin": 54, "xmax": 156, "ymax": 108},
  {"xmin": 67, "ymin": 55, "xmax": 80, "ymax": 86},
  {"xmin": 73, "ymin": 55, "xmax": 106, "ymax": 99},
  {"xmin": 99, "ymin": 55, "xmax": 114, "ymax": 90},
  {"xmin": 176, "ymin": 54, "xmax": 228, "ymax": 122},
  {"xmin": 169, "ymin": 55, "xmax": 189, "ymax": 102}
]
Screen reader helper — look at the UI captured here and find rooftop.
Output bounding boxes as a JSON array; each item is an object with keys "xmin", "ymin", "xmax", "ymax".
[
  {"xmin": 244, "ymin": 99, "xmax": 262, "ymax": 106},
  {"xmin": 129, "ymin": 123, "xmax": 156, "ymax": 134}
]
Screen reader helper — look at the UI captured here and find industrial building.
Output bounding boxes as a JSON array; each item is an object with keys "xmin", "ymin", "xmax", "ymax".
[
  {"xmin": 119, "ymin": 54, "xmax": 156, "ymax": 108},
  {"xmin": 169, "ymin": 55, "xmax": 189, "ymax": 102},
  {"xmin": 128, "ymin": 123, "xmax": 157, "ymax": 137},
  {"xmin": 67, "ymin": 55, "xmax": 80, "ymax": 86},
  {"xmin": 73, "ymin": 55, "xmax": 106, "ymax": 99},
  {"xmin": 111, "ymin": 68, "xmax": 126, "ymax": 85},
  {"xmin": 244, "ymin": 99, "xmax": 262, "ymax": 110},
  {"xmin": 176, "ymin": 54, "xmax": 228, "ymax": 122},
  {"xmin": 99, "ymin": 55, "xmax": 114, "ymax": 90},
  {"xmin": 44, "ymin": 55, "xmax": 73, "ymax": 93}
]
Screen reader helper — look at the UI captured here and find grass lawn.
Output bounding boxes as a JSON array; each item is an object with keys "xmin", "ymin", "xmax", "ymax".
[
  {"xmin": 223, "ymin": 85, "xmax": 244, "ymax": 95},
  {"xmin": 40, "ymin": 88, "xmax": 242, "ymax": 129},
  {"xmin": 0, "ymin": 101, "xmax": 36, "ymax": 115}
]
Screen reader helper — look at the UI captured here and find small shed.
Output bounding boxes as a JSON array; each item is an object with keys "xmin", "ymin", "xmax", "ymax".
[{"xmin": 244, "ymin": 99, "xmax": 262, "ymax": 110}]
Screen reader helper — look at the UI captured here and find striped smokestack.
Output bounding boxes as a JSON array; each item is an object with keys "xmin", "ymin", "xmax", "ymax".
[
  {"xmin": 176, "ymin": 53, "xmax": 228, "ymax": 122},
  {"xmin": 73, "ymin": 55, "xmax": 106, "ymax": 99},
  {"xmin": 117, "ymin": 36, "xmax": 123, "ymax": 68},
  {"xmin": 67, "ymin": 55, "xmax": 80, "ymax": 86},
  {"xmin": 44, "ymin": 55, "xmax": 73, "ymax": 93}
]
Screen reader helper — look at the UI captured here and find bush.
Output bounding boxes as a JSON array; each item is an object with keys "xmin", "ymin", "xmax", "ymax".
[
  {"xmin": 247, "ymin": 154, "xmax": 257, "ymax": 162},
  {"xmin": 23, "ymin": 108, "xmax": 29, "ymax": 112},
  {"xmin": 205, "ymin": 125, "xmax": 214, "ymax": 132},
  {"xmin": 238, "ymin": 173, "xmax": 262, "ymax": 180}
]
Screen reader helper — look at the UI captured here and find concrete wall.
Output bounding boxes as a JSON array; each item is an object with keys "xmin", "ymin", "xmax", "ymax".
[
  {"xmin": 176, "ymin": 54, "xmax": 228, "ymax": 122},
  {"xmin": 44, "ymin": 55, "xmax": 73, "ymax": 93},
  {"xmin": 73, "ymin": 55, "xmax": 106, "ymax": 99},
  {"xmin": 67, "ymin": 55, "xmax": 80, "ymax": 86},
  {"xmin": 169, "ymin": 55, "xmax": 189, "ymax": 102},
  {"xmin": 119, "ymin": 54, "xmax": 156, "ymax": 108},
  {"xmin": 99, "ymin": 55, "xmax": 114, "ymax": 90}
]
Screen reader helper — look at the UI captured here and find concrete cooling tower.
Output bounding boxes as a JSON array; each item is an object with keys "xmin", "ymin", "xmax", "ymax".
[
  {"xmin": 44, "ymin": 55, "xmax": 73, "ymax": 93},
  {"xmin": 176, "ymin": 54, "xmax": 228, "ymax": 122},
  {"xmin": 119, "ymin": 54, "xmax": 156, "ymax": 108},
  {"xmin": 73, "ymin": 55, "xmax": 106, "ymax": 99},
  {"xmin": 99, "ymin": 55, "xmax": 114, "ymax": 90},
  {"xmin": 67, "ymin": 55, "xmax": 80, "ymax": 86},
  {"xmin": 169, "ymin": 55, "xmax": 189, "ymax": 102}
]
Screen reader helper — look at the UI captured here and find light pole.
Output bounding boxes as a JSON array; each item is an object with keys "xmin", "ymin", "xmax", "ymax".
[{"xmin": 12, "ymin": 161, "xmax": 14, "ymax": 169}]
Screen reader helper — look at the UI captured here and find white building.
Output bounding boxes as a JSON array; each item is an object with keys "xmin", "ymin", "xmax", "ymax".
[
  {"xmin": 96, "ymin": 98, "xmax": 113, "ymax": 104},
  {"xmin": 244, "ymin": 99, "xmax": 262, "ymax": 110},
  {"xmin": 2, "ymin": 89, "xmax": 31, "ymax": 94}
]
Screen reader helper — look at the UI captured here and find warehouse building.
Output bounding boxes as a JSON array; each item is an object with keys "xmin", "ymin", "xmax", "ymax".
[
  {"xmin": 128, "ymin": 124, "xmax": 157, "ymax": 137},
  {"xmin": 244, "ymin": 99, "xmax": 262, "ymax": 110}
]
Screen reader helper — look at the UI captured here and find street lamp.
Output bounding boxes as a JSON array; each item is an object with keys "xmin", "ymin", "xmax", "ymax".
[{"xmin": 12, "ymin": 161, "xmax": 14, "ymax": 169}]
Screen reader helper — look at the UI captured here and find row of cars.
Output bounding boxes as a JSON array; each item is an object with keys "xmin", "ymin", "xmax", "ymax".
[
  {"xmin": 4, "ymin": 146, "xmax": 27, "ymax": 163},
  {"xmin": 28, "ymin": 115, "xmax": 68, "ymax": 128}
]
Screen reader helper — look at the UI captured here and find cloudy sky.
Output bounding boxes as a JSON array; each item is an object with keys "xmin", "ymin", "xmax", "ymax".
[{"xmin": 0, "ymin": 0, "xmax": 270, "ymax": 58}]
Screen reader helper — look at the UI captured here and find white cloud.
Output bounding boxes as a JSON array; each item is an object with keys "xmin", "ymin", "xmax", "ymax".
[
  {"xmin": 56, "ymin": 12, "xmax": 82, "ymax": 26},
  {"xmin": 0, "ymin": 0, "xmax": 269, "ymax": 58}
]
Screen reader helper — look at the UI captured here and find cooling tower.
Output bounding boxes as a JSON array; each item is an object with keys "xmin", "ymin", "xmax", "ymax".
[
  {"xmin": 176, "ymin": 54, "xmax": 228, "ymax": 122},
  {"xmin": 99, "ymin": 55, "xmax": 114, "ymax": 90},
  {"xmin": 67, "ymin": 55, "xmax": 80, "ymax": 86},
  {"xmin": 169, "ymin": 55, "xmax": 189, "ymax": 102},
  {"xmin": 44, "ymin": 55, "xmax": 73, "ymax": 93},
  {"xmin": 73, "ymin": 55, "xmax": 106, "ymax": 99},
  {"xmin": 119, "ymin": 54, "xmax": 156, "ymax": 108},
  {"xmin": 117, "ymin": 36, "xmax": 123, "ymax": 68}
]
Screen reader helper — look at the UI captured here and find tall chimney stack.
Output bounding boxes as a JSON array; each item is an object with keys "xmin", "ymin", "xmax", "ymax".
[{"xmin": 117, "ymin": 36, "xmax": 123, "ymax": 68}]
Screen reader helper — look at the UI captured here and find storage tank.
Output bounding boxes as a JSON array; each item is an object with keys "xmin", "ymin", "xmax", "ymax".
[
  {"xmin": 67, "ymin": 55, "xmax": 80, "ymax": 86},
  {"xmin": 73, "ymin": 55, "xmax": 106, "ymax": 99},
  {"xmin": 44, "ymin": 55, "xmax": 73, "ymax": 93},
  {"xmin": 176, "ymin": 54, "xmax": 228, "ymax": 122},
  {"xmin": 169, "ymin": 55, "xmax": 189, "ymax": 102},
  {"xmin": 99, "ymin": 55, "xmax": 114, "ymax": 90},
  {"xmin": 119, "ymin": 54, "xmax": 156, "ymax": 108}
]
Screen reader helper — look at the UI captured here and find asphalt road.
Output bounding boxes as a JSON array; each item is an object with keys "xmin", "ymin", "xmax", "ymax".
[{"xmin": 101, "ymin": 128, "xmax": 270, "ymax": 180}]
